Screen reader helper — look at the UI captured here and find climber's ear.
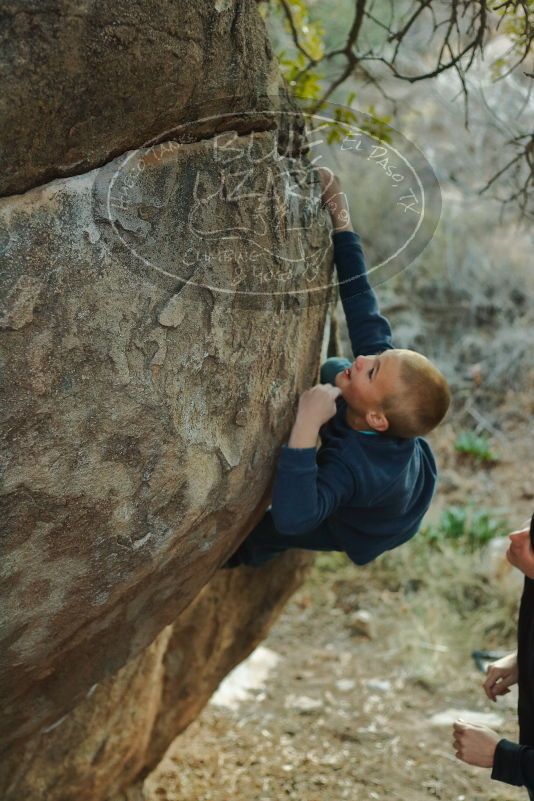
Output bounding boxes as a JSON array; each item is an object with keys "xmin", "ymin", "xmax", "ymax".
[{"xmin": 365, "ymin": 409, "xmax": 389, "ymax": 432}]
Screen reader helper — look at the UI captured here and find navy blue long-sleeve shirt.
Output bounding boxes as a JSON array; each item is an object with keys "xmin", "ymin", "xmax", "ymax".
[
  {"xmin": 270, "ymin": 230, "xmax": 438, "ymax": 566},
  {"xmin": 492, "ymin": 738, "xmax": 534, "ymax": 789}
]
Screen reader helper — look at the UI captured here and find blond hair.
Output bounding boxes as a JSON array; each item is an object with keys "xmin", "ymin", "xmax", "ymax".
[{"xmin": 382, "ymin": 351, "xmax": 451, "ymax": 438}]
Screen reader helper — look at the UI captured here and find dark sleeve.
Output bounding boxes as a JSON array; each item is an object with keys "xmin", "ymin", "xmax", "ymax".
[
  {"xmin": 270, "ymin": 446, "xmax": 356, "ymax": 535},
  {"xmin": 332, "ymin": 230, "xmax": 394, "ymax": 357},
  {"xmin": 491, "ymin": 738, "xmax": 534, "ymax": 789}
]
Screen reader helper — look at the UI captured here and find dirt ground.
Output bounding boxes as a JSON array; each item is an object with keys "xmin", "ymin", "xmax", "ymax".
[
  {"xmin": 141, "ymin": 621, "xmax": 520, "ymax": 801},
  {"xmin": 140, "ymin": 580, "xmax": 524, "ymax": 801},
  {"xmin": 134, "ymin": 389, "xmax": 533, "ymax": 801}
]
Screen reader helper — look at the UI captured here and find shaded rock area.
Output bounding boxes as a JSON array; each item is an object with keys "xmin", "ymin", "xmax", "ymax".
[
  {"xmin": 0, "ymin": 0, "xmax": 287, "ymax": 196},
  {"xmin": 0, "ymin": 0, "xmax": 334, "ymax": 795},
  {"xmin": 0, "ymin": 552, "xmax": 312, "ymax": 801}
]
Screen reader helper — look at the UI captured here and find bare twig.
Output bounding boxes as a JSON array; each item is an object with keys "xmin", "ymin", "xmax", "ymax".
[
  {"xmin": 275, "ymin": 0, "xmax": 532, "ymax": 213},
  {"xmin": 278, "ymin": 0, "xmax": 319, "ymax": 64}
]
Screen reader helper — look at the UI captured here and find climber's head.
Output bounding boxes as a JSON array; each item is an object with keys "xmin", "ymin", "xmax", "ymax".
[{"xmin": 334, "ymin": 348, "xmax": 451, "ymax": 438}]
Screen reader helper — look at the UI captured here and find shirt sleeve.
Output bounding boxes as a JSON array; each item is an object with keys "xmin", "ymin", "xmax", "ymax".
[
  {"xmin": 333, "ymin": 230, "xmax": 394, "ymax": 358},
  {"xmin": 491, "ymin": 738, "xmax": 534, "ymax": 790},
  {"xmin": 270, "ymin": 446, "xmax": 356, "ymax": 535}
]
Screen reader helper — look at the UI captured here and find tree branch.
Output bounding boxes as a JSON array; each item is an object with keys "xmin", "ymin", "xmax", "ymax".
[
  {"xmin": 273, "ymin": 0, "xmax": 532, "ymax": 214},
  {"xmin": 278, "ymin": 0, "xmax": 319, "ymax": 64}
]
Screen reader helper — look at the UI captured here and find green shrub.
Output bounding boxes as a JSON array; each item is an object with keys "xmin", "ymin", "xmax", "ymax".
[
  {"xmin": 421, "ymin": 505, "xmax": 509, "ymax": 552},
  {"xmin": 454, "ymin": 431, "xmax": 499, "ymax": 463}
]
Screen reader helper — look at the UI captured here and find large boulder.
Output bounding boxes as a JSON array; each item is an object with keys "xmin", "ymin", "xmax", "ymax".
[
  {"xmin": 0, "ymin": 0, "xmax": 335, "ymax": 795},
  {"xmin": 0, "ymin": 122, "xmax": 332, "ymax": 750}
]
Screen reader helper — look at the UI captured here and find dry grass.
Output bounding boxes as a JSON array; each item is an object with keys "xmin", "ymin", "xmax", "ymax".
[{"xmin": 310, "ymin": 529, "xmax": 522, "ymax": 689}]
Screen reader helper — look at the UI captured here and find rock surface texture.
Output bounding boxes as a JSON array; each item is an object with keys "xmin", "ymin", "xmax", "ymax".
[
  {"xmin": 0, "ymin": 0, "xmax": 334, "ymax": 797},
  {"xmin": 0, "ymin": 554, "xmax": 311, "ymax": 801}
]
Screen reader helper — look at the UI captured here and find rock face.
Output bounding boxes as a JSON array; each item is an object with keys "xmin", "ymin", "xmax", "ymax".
[
  {"xmin": 0, "ymin": 0, "xmax": 334, "ymax": 796},
  {"xmin": 0, "ymin": 0, "xmax": 281, "ymax": 196},
  {"xmin": 0, "ymin": 553, "xmax": 312, "ymax": 801}
]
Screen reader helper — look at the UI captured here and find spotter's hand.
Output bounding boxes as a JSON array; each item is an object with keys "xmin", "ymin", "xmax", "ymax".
[
  {"xmin": 452, "ymin": 720, "xmax": 499, "ymax": 768},
  {"xmin": 506, "ymin": 525, "xmax": 534, "ymax": 578},
  {"xmin": 483, "ymin": 651, "xmax": 518, "ymax": 702}
]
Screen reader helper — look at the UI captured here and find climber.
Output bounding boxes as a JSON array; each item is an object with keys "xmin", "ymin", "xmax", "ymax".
[{"xmin": 222, "ymin": 167, "xmax": 451, "ymax": 569}]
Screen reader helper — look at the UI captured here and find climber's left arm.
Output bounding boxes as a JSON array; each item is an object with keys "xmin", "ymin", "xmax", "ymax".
[{"xmin": 270, "ymin": 444, "xmax": 356, "ymax": 535}]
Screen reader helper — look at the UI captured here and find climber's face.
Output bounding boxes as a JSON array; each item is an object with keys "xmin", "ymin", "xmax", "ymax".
[
  {"xmin": 336, "ymin": 350, "xmax": 400, "ymax": 407},
  {"xmin": 334, "ymin": 350, "xmax": 403, "ymax": 420}
]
